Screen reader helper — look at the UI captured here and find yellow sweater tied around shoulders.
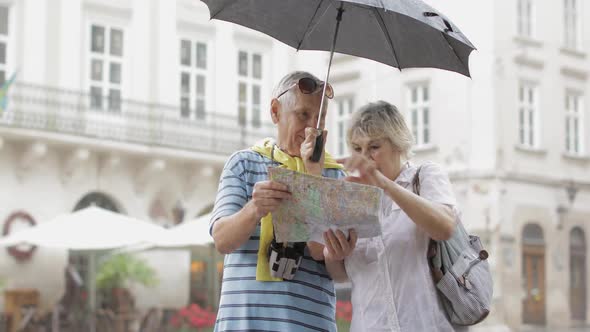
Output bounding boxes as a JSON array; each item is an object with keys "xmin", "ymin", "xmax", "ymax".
[{"xmin": 251, "ymin": 138, "xmax": 344, "ymax": 281}]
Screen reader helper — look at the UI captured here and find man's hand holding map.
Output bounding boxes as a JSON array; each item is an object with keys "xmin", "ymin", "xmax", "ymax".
[{"xmin": 268, "ymin": 167, "xmax": 383, "ymax": 243}]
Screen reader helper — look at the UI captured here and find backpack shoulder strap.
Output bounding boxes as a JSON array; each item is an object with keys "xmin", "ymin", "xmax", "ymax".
[
  {"xmin": 412, "ymin": 165, "xmax": 445, "ymax": 280},
  {"xmin": 412, "ymin": 165, "xmax": 423, "ymax": 195}
]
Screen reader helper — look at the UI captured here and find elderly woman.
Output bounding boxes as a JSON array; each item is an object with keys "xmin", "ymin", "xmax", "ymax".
[{"xmin": 323, "ymin": 101, "xmax": 460, "ymax": 331}]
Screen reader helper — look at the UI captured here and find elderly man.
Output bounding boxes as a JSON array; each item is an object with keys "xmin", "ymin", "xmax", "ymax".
[{"xmin": 210, "ymin": 71, "xmax": 357, "ymax": 332}]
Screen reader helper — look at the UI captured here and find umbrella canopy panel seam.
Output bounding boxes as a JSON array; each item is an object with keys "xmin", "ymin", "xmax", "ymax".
[
  {"xmin": 371, "ymin": 6, "xmax": 401, "ymax": 70},
  {"xmin": 296, "ymin": 0, "xmax": 329, "ymax": 51}
]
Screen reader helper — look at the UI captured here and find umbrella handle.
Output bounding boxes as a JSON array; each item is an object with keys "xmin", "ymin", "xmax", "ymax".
[
  {"xmin": 310, "ymin": 133, "xmax": 324, "ymax": 162},
  {"xmin": 310, "ymin": 3, "xmax": 344, "ymax": 163}
]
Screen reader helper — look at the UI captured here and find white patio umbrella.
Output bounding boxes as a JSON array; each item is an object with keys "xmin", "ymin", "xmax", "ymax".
[
  {"xmin": 113, "ymin": 213, "xmax": 215, "ymax": 313},
  {"xmin": 117, "ymin": 212, "xmax": 213, "ymax": 252},
  {"xmin": 153, "ymin": 213, "xmax": 213, "ymax": 248},
  {"xmin": 0, "ymin": 206, "xmax": 165, "ymax": 249},
  {"xmin": 0, "ymin": 206, "xmax": 165, "ymax": 332}
]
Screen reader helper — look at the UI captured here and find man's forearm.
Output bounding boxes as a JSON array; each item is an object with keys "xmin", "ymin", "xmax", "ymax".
[{"xmin": 212, "ymin": 202, "xmax": 259, "ymax": 254}]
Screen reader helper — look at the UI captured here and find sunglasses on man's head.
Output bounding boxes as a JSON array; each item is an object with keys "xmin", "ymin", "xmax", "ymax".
[{"xmin": 276, "ymin": 77, "xmax": 334, "ymax": 100}]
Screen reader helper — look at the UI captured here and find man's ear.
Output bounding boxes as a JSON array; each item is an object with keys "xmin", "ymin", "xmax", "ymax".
[{"xmin": 270, "ymin": 98, "xmax": 280, "ymax": 124}]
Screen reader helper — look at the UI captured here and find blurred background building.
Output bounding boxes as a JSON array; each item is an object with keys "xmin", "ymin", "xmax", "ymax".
[
  {"xmin": 0, "ymin": 0, "xmax": 322, "ymax": 321},
  {"xmin": 0, "ymin": 0, "xmax": 588, "ymax": 331}
]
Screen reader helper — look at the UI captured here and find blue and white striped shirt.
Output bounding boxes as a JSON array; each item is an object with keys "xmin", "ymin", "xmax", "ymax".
[{"xmin": 211, "ymin": 149, "xmax": 346, "ymax": 332}]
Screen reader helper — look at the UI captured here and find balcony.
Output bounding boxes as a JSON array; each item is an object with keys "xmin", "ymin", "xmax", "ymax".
[{"xmin": 0, "ymin": 82, "xmax": 275, "ymax": 155}]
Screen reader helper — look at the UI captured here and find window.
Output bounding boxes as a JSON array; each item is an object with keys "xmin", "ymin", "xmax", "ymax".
[
  {"xmin": 0, "ymin": 5, "xmax": 10, "ymax": 86},
  {"xmin": 408, "ymin": 84, "xmax": 430, "ymax": 146},
  {"xmin": 180, "ymin": 39, "xmax": 208, "ymax": 120},
  {"xmin": 565, "ymin": 92, "xmax": 585, "ymax": 155},
  {"xmin": 518, "ymin": 84, "xmax": 539, "ymax": 148},
  {"xmin": 517, "ymin": 0, "xmax": 534, "ymax": 38},
  {"xmin": 237, "ymin": 51, "xmax": 263, "ymax": 127},
  {"xmin": 564, "ymin": 0, "xmax": 581, "ymax": 50},
  {"xmin": 89, "ymin": 24, "xmax": 124, "ymax": 112},
  {"xmin": 335, "ymin": 97, "xmax": 354, "ymax": 156}
]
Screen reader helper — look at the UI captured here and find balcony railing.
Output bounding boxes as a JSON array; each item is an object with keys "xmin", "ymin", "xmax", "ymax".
[{"xmin": 0, "ymin": 82, "xmax": 275, "ymax": 155}]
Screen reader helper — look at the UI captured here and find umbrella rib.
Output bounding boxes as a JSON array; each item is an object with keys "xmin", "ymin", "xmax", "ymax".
[
  {"xmin": 441, "ymin": 32, "xmax": 470, "ymax": 76},
  {"xmin": 210, "ymin": 0, "xmax": 236, "ymax": 20},
  {"xmin": 371, "ymin": 7, "xmax": 401, "ymax": 70},
  {"xmin": 296, "ymin": 0, "xmax": 330, "ymax": 51}
]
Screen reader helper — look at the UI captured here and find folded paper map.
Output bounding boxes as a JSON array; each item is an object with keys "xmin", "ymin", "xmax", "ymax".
[{"xmin": 268, "ymin": 167, "xmax": 383, "ymax": 243}]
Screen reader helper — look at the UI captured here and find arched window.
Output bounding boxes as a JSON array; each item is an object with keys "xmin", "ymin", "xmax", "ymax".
[
  {"xmin": 522, "ymin": 223, "xmax": 546, "ymax": 325},
  {"xmin": 571, "ymin": 227, "xmax": 586, "ymax": 251},
  {"xmin": 570, "ymin": 227, "xmax": 586, "ymax": 321},
  {"xmin": 73, "ymin": 191, "xmax": 120, "ymax": 212},
  {"xmin": 522, "ymin": 224, "xmax": 544, "ymax": 246},
  {"xmin": 196, "ymin": 203, "xmax": 214, "ymax": 218}
]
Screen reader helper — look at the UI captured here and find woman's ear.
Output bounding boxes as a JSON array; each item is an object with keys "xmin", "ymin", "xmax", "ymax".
[{"xmin": 270, "ymin": 98, "xmax": 280, "ymax": 124}]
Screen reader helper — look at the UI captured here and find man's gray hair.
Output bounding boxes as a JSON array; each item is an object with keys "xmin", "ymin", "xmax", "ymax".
[
  {"xmin": 347, "ymin": 100, "xmax": 415, "ymax": 160},
  {"xmin": 272, "ymin": 71, "xmax": 322, "ymax": 109}
]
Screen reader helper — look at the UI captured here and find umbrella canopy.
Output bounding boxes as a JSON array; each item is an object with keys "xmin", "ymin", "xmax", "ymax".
[
  {"xmin": 154, "ymin": 213, "xmax": 213, "ymax": 248},
  {"xmin": 0, "ymin": 206, "xmax": 165, "ymax": 250},
  {"xmin": 203, "ymin": 0, "xmax": 476, "ymax": 161},
  {"xmin": 202, "ymin": 0, "xmax": 475, "ymax": 77},
  {"xmin": 120, "ymin": 213, "xmax": 214, "ymax": 251}
]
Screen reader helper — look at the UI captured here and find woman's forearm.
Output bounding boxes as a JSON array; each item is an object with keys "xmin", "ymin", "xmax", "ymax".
[
  {"xmin": 381, "ymin": 179, "xmax": 455, "ymax": 241},
  {"xmin": 307, "ymin": 241, "xmax": 325, "ymax": 261},
  {"xmin": 325, "ymin": 258, "xmax": 349, "ymax": 283}
]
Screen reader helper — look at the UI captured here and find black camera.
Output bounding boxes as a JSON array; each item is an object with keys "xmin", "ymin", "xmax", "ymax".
[{"xmin": 268, "ymin": 239, "xmax": 305, "ymax": 280}]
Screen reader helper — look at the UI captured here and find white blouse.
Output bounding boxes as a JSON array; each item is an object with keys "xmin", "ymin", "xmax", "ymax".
[{"xmin": 344, "ymin": 162, "xmax": 461, "ymax": 332}]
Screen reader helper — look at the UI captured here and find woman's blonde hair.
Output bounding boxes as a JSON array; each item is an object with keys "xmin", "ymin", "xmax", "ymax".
[{"xmin": 347, "ymin": 100, "xmax": 414, "ymax": 160}]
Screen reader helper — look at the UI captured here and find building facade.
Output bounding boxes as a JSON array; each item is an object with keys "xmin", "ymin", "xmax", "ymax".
[
  {"xmin": 0, "ymin": 0, "xmax": 325, "ymax": 312},
  {"xmin": 324, "ymin": 0, "xmax": 590, "ymax": 330},
  {"xmin": 2, "ymin": 0, "xmax": 589, "ymax": 330}
]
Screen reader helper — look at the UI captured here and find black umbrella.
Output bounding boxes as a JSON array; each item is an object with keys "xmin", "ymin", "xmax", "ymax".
[{"xmin": 202, "ymin": 0, "xmax": 476, "ymax": 160}]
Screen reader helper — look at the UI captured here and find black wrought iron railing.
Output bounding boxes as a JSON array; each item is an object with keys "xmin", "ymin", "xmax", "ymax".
[{"xmin": 0, "ymin": 82, "xmax": 275, "ymax": 155}]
